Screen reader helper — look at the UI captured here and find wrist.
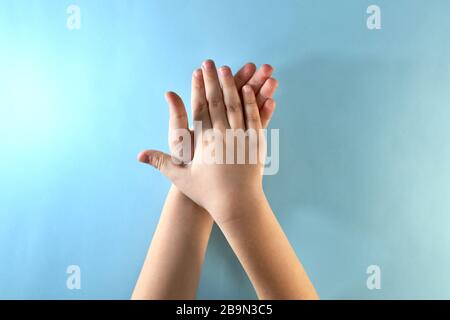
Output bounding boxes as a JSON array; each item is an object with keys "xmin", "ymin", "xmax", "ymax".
[
  {"xmin": 167, "ymin": 185, "xmax": 212, "ymax": 221},
  {"xmin": 211, "ymin": 187, "xmax": 268, "ymax": 226}
]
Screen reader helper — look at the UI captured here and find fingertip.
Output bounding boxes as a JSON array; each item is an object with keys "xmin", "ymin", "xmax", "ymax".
[
  {"xmin": 219, "ymin": 65, "xmax": 232, "ymax": 77},
  {"xmin": 245, "ymin": 62, "xmax": 257, "ymax": 73},
  {"xmin": 137, "ymin": 151, "xmax": 149, "ymax": 163},
  {"xmin": 234, "ymin": 63, "xmax": 256, "ymax": 89},
  {"xmin": 165, "ymin": 91, "xmax": 183, "ymax": 106},
  {"xmin": 268, "ymin": 77, "xmax": 279, "ymax": 88},
  {"xmin": 263, "ymin": 78, "xmax": 279, "ymax": 98},
  {"xmin": 261, "ymin": 64, "xmax": 274, "ymax": 76},
  {"xmin": 192, "ymin": 69, "xmax": 205, "ymax": 90},
  {"xmin": 265, "ymin": 98, "xmax": 276, "ymax": 110},
  {"xmin": 193, "ymin": 68, "xmax": 203, "ymax": 80},
  {"xmin": 202, "ymin": 59, "xmax": 215, "ymax": 70},
  {"xmin": 165, "ymin": 91, "xmax": 176, "ymax": 102}
]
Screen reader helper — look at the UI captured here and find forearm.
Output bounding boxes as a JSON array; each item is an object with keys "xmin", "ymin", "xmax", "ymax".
[
  {"xmin": 217, "ymin": 192, "xmax": 318, "ymax": 300},
  {"xmin": 132, "ymin": 185, "xmax": 213, "ymax": 299}
]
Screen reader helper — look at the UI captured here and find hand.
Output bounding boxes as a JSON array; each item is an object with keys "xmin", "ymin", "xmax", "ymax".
[
  {"xmin": 166, "ymin": 62, "xmax": 278, "ymax": 164},
  {"xmin": 139, "ymin": 60, "xmax": 276, "ymax": 224},
  {"xmin": 132, "ymin": 61, "xmax": 279, "ymax": 300},
  {"xmin": 136, "ymin": 61, "xmax": 318, "ymax": 300}
]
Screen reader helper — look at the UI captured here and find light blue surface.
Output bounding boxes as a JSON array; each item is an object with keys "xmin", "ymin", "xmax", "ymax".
[{"xmin": 1, "ymin": 0, "xmax": 450, "ymax": 299}]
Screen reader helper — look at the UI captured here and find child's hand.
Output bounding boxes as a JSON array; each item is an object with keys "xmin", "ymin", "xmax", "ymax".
[
  {"xmin": 137, "ymin": 61, "xmax": 318, "ymax": 300},
  {"xmin": 139, "ymin": 60, "xmax": 276, "ymax": 224},
  {"xmin": 166, "ymin": 62, "xmax": 277, "ymax": 165}
]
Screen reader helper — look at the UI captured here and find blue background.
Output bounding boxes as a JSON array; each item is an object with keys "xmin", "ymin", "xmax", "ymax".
[{"xmin": 1, "ymin": 0, "xmax": 449, "ymax": 299}]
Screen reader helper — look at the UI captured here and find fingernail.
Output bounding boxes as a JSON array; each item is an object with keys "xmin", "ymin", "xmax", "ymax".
[
  {"xmin": 193, "ymin": 68, "xmax": 203, "ymax": 79},
  {"xmin": 202, "ymin": 59, "xmax": 215, "ymax": 70},
  {"xmin": 261, "ymin": 64, "xmax": 273, "ymax": 75},
  {"xmin": 164, "ymin": 91, "xmax": 172, "ymax": 102},
  {"xmin": 138, "ymin": 152, "xmax": 149, "ymax": 163},
  {"xmin": 219, "ymin": 66, "xmax": 231, "ymax": 76}
]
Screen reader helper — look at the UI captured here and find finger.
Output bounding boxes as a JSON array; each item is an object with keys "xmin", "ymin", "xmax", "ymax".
[
  {"xmin": 191, "ymin": 68, "xmax": 212, "ymax": 129},
  {"xmin": 138, "ymin": 150, "xmax": 186, "ymax": 184},
  {"xmin": 256, "ymin": 77, "xmax": 278, "ymax": 109},
  {"xmin": 247, "ymin": 64, "xmax": 273, "ymax": 98},
  {"xmin": 166, "ymin": 91, "xmax": 188, "ymax": 131},
  {"xmin": 242, "ymin": 85, "xmax": 262, "ymax": 130},
  {"xmin": 165, "ymin": 91, "xmax": 191, "ymax": 156},
  {"xmin": 260, "ymin": 98, "xmax": 276, "ymax": 129},
  {"xmin": 219, "ymin": 66, "xmax": 245, "ymax": 129},
  {"xmin": 202, "ymin": 59, "xmax": 229, "ymax": 131},
  {"xmin": 234, "ymin": 63, "xmax": 257, "ymax": 90}
]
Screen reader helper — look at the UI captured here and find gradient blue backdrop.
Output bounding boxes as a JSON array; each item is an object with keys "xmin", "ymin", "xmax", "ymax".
[{"xmin": 1, "ymin": 0, "xmax": 449, "ymax": 299}]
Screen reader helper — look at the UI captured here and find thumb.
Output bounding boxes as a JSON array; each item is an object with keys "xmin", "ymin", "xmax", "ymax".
[{"xmin": 137, "ymin": 150, "xmax": 185, "ymax": 182}]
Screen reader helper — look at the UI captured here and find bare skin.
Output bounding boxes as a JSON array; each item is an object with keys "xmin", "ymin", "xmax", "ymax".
[
  {"xmin": 137, "ymin": 60, "xmax": 318, "ymax": 299},
  {"xmin": 132, "ymin": 62, "xmax": 279, "ymax": 299}
]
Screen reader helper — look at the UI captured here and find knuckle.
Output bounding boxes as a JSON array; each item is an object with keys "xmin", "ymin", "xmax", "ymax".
[
  {"xmin": 226, "ymin": 103, "xmax": 241, "ymax": 112},
  {"xmin": 208, "ymin": 97, "xmax": 224, "ymax": 108},
  {"xmin": 246, "ymin": 111, "xmax": 260, "ymax": 122},
  {"xmin": 194, "ymin": 101, "xmax": 208, "ymax": 113},
  {"xmin": 246, "ymin": 95, "xmax": 257, "ymax": 104},
  {"xmin": 155, "ymin": 155, "xmax": 165, "ymax": 171},
  {"xmin": 172, "ymin": 113, "xmax": 187, "ymax": 122},
  {"xmin": 149, "ymin": 153, "xmax": 166, "ymax": 171}
]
